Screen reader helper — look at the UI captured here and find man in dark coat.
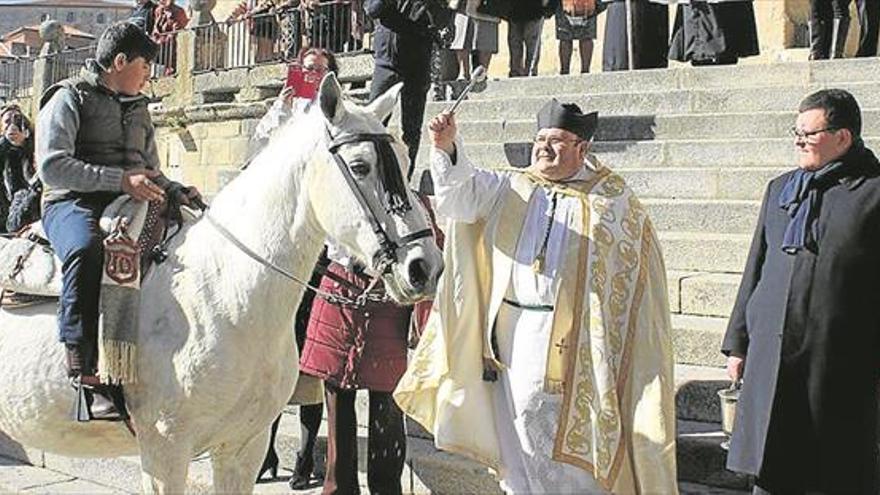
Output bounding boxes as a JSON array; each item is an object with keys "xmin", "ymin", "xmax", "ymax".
[
  {"xmin": 723, "ymin": 88, "xmax": 880, "ymax": 494},
  {"xmin": 129, "ymin": 0, "xmax": 158, "ymax": 34},
  {"xmin": 366, "ymin": 0, "xmax": 452, "ymax": 179},
  {"xmin": 602, "ymin": 0, "xmax": 668, "ymax": 71}
]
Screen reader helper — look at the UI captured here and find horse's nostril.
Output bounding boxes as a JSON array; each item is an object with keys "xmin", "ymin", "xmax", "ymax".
[{"xmin": 407, "ymin": 258, "xmax": 429, "ymax": 291}]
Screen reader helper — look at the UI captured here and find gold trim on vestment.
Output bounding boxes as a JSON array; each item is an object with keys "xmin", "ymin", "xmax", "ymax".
[{"xmin": 548, "ymin": 169, "xmax": 651, "ymax": 490}]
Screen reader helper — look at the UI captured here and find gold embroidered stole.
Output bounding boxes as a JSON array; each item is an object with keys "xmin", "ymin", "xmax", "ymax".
[{"xmin": 489, "ymin": 165, "xmax": 651, "ymax": 489}]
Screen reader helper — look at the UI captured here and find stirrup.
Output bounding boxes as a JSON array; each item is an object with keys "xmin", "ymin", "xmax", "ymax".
[{"xmin": 69, "ymin": 375, "xmax": 129, "ymax": 422}]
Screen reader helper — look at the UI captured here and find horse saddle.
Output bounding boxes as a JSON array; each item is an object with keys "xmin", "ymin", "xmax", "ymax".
[{"xmin": 0, "ymin": 196, "xmax": 171, "ymax": 307}]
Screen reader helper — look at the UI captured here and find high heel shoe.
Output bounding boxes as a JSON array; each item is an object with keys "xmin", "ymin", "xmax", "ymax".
[
  {"xmin": 256, "ymin": 448, "xmax": 279, "ymax": 482},
  {"xmin": 288, "ymin": 453, "xmax": 314, "ymax": 490}
]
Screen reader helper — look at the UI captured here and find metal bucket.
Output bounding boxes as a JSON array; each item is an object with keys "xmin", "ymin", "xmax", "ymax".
[{"xmin": 718, "ymin": 381, "xmax": 741, "ymax": 450}]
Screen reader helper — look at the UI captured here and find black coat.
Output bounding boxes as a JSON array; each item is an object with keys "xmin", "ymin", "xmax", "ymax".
[
  {"xmin": 0, "ymin": 134, "xmax": 35, "ymax": 233},
  {"xmin": 366, "ymin": 0, "xmax": 445, "ymax": 77},
  {"xmin": 722, "ymin": 143, "xmax": 880, "ymax": 493}
]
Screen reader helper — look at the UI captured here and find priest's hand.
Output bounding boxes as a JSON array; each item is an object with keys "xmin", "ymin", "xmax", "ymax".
[
  {"xmin": 429, "ymin": 111, "xmax": 456, "ymax": 157},
  {"xmin": 726, "ymin": 355, "xmax": 744, "ymax": 382}
]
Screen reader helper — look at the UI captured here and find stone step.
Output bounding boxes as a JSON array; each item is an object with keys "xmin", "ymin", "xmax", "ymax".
[
  {"xmin": 672, "ymin": 314, "xmax": 731, "ymax": 368},
  {"xmin": 661, "ymin": 232, "xmax": 750, "ymax": 273},
  {"xmin": 676, "ymin": 272, "xmax": 742, "ymax": 320},
  {"xmin": 680, "ymin": 482, "xmax": 749, "ymax": 495},
  {"xmin": 416, "ymin": 137, "xmax": 880, "ymax": 170},
  {"xmin": 644, "ymin": 199, "xmax": 760, "ymax": 235},
  {"xmin": 463, "ymin": 58, "xmax": 880, "ymax": 100},
  {"xmin": 677, "ymin": 421, "xmax": 751, "ymax": 491},
  {"xmin": 413, "ymin": 111, "xmax": 880, "ymax": 143},
  {"xmin": 675, "ymin": 364, "xmax": 730, "ymax": 424},
  {"xmin": 621, "ymin": 167, "xmax": 786, "ymax": 201},
  {"xmin": 420, "ymin": 81, "xmax": 880, "ymax": 122}
]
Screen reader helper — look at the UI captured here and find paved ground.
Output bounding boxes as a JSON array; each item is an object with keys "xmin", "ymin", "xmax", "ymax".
[{"xmin": 0, "ymin": 454, "xmax": 366, "ymax": 494}]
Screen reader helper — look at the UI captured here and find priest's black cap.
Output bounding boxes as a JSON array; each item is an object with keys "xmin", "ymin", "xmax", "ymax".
[{"xmin": 536, "ymin": 98, "xmax": 598, "ymax": 141}]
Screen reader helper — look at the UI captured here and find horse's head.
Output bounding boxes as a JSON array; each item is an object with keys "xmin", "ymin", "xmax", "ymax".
[{"xmin": 305, "ymin": 74, "xmax": 443, "ymax": 304}]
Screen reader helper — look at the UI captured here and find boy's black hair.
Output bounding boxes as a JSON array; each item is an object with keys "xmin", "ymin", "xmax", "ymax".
[{"xmin": 95, "ymin": 21, "xmax": 159, "ymax": 69}]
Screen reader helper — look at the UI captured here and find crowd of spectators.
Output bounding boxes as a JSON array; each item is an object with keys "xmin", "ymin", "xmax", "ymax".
[{"xmin": 119, "ymin": 0, "xmax": 880, "ymax": 78}]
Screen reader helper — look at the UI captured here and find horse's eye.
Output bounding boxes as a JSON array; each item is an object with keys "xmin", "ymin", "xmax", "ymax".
[{"xmin": 350, "ymin": 162, "xmax": 371, "ymax": 178}]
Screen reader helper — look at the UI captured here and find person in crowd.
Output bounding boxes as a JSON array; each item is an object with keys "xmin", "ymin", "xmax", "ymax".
[
  {"xmin": 602, "ymin": 0, "xmax": 668, "ymax": 71},
  {"xmin": 723, "ymin": 89, "xmax": 880, "ymax": 494},
  {"xmin": 855, "ymin": 0, "xmax": 879, "ymax": 57},
  {"xmin": 808, "ymin": 0, "xmax": 853, "ymax": 59},
  {"xmin": 37, "ymin": 21, "xmax": 200, "ymax": 421},
  {"xmin": 555, "ymin": 0, "xmax": 599, "ymax": 74},
  {"xmin": 395, "ymin": 100, "xmax": 678, "ymax": 494},
  {"xmin": 306, "ymin": 0, "xmax": 352, "ymax": 53},
  {"xmin": 0, "ymin": 104, "xmax": 36, "ymax": 234},
  {"xmin": 451, "ymin": 0, "xmax": 500, "ymax": 80},
  {"xmin": 297, "ymin": 206, "xmax": 425, "ymax": 493},
  {"xmin": 229, "ymin": 0, "xmax": 284, "ymax": 63},
  {"xmin": 152, "ymin": 0, "xmax": 189, "ymax": 74},
  {"xmin": 245, "ymin": 47, "xmax": 337, "ymax": 490},
  {"xmin": 365, "ymin": 0, "xmax": 452, "ymax": 177},
  {"xmin": 668, "ymin": 0, "xmax": 760, "ymax": 66},
  {"xmin": 506, "ymin": 0, "xmax": 556, "ymax": 77},
  {"xmin": 130, "ymin": 0, "xmax": 159, "ymax": 34}
]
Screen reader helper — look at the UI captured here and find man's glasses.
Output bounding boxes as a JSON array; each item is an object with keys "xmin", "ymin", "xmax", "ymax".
[
  {"xmin": 789, "ymin": 126, "xmax": 838, "ymax": 142},
  {"xmin": 533, "ymin": 136, "xmax": 583, "ymax": 147}
]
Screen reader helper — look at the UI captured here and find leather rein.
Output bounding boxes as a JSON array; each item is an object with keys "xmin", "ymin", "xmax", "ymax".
[{"xmin": 202, "ymin": 130, "xmax": 433, "ymax": 307}]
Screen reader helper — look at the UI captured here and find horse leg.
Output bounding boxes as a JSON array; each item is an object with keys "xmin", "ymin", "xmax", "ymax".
[
  {"xmin": 139, "ymin": 436, "xmax": 191, "ymax": 494},
  {"xmin": 210, "ymin": 429, "xmax": 270, "ymax": 493}
]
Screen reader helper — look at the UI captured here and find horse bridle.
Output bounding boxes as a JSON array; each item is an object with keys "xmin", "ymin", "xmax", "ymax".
[
  {"xmin": 326, "ymin": 131, "xmax": 434, "ymax": 275},
  {"xmin": 203, "ymin": 130, "xmax": 434, "ymax": 307}
]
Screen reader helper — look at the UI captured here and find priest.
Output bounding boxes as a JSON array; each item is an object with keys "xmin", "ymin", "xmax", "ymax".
[{"xmin": 394, "ymin": 100, "xmax": 678, "ymax": 494}]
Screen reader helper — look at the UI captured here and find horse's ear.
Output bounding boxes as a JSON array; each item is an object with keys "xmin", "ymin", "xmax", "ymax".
[
  {"xmin": 319, "ymin": 73, "xmax": 346, "ymax": 125},
  {"xmin": 364, "ymin": 82, "xmax": 403, "ymax": 123}
]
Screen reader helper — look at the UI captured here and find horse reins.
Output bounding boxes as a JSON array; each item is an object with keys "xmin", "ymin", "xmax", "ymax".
[{"xmin": 201, "ymin": 129, "xmax": 433, "ymax": 307}]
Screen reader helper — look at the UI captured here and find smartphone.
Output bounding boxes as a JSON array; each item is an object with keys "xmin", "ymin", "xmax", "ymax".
[{"xmin": 285, "ymin": 63, "xmax": 321, "ymax": 100}]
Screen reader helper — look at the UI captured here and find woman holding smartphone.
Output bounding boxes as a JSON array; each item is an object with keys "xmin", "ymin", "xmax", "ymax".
[{"xmin": 0, "ymin": 104, "xmax": 36, "ymax": 234}]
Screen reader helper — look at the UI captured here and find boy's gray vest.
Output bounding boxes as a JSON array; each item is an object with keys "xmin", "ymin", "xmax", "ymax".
[{"xmin": 39, "ymin": 68, "xmax": 155, "ymax": 204}]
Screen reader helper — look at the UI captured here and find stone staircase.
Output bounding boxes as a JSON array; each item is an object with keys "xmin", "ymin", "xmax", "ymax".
[{"xmin": 412, "ymin": 57, "xmax": 880, "ymax": 371}]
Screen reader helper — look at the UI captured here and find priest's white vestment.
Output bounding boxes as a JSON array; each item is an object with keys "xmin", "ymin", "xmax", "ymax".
[{"xmin": 394, "ymin": 143, "xmax": 679, "ymax": 494}]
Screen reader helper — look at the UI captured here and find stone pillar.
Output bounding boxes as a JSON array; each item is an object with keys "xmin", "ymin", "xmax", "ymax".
[
  {"xmin": 30, "ymin": 20, "xmax": 66, "ymax": 116},
  {"xmin": 170, "ymin": 29, "xmax": 197, "ymax": 107}
]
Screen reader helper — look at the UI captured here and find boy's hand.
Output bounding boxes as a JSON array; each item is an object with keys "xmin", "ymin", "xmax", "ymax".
[{"xmin": 122, "ymin": 168, "xmax": 166, "ymax": 202}]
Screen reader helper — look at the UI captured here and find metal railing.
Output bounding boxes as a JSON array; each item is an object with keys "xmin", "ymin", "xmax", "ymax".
[
  {"xmin": 42, "ymin": 45, "xmax": 94, "ymax": 84},
  {"xmin": 0, "ymin": 2, "xmax": 371, "ymax": 98},
  {"xmin": 0, "ymin": 57, "xmax": 34, "ymax": 99},
  {"xmin": 0, "ymin": 45, "xmax": 94, "ymax": 100},
  {"xmin": 153, "ymin": 27, "xmax": 185, "ymax": 77},
  {"xmin": 194, "ymin": 0, "xmax": 371, "ymax": 73}
]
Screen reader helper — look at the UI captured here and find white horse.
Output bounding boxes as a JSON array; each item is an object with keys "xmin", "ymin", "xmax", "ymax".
[{"xmin": 0, "ymin": 74, "xmax": 443, "ymax": 493}]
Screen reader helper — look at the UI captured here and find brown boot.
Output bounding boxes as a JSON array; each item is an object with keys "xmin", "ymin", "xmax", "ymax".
[{"xmin": 66, "ymin": 344, "xmax": 126, "ymax": 422}]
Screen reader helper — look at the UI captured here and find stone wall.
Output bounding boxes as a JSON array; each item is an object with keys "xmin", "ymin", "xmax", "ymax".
[{"xmin": 153, "ymin": 103, "xmax": 267, "ymax": 195}]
